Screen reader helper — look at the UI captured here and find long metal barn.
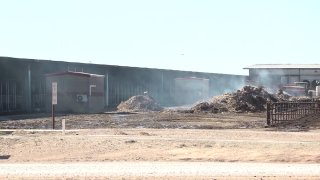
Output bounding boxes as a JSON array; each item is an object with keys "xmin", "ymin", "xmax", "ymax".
[{"xmin": 0, "ymin": 56, "xmax": 246, "ymax": 114}]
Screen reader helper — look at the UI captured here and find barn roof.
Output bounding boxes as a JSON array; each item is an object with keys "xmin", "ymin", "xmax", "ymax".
[{"xmin": 244, "ymin": 64, "xmax": 320, "ymax": 69}]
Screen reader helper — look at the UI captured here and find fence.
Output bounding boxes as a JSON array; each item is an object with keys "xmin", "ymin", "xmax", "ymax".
[{"xmin": 266, "ymin": 100, "xmax": 320, "ymax": 126}]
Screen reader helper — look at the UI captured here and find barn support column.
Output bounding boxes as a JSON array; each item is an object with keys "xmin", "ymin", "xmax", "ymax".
[
  {"xmin": 26, "ymin": 64, "xmax": 32, "ymax": 113},
  {"xmin": 159, "ymin": 71, "xmax": 164, "ymax": 105},
  {"xmin": 105, "ymin": 73, "xmax": 109, "ymax": 107}
]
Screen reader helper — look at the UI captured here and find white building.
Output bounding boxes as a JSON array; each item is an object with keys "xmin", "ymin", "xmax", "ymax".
[{"xmin": 244, "ymin": 64, "xmax": 320, "ymax": 89}]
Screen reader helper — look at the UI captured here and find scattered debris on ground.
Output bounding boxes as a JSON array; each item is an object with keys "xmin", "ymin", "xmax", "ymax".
[
  {"xmin": 117, "ymin": 95, "xmax": 163, "ymax": 112},
  {"xmin": 113, "ymin": 129, "xmax": 128, "ymax": 135},
  {"xmin": 0, "ymin": 111, "xmax": 266, "ymax": 130},
  {"xmin": 125, "ymin": 140, "xmax": 137, "ymax": 144},
  {"xmin": 139, "ymin": 132, "xmax": 151, "ymax": 136},
  {"xmin": 275, "ymin": 89, "xmax": 312, "ymax": 102},
  {"xmin": 191, "ymin": 86, "xmax": 278, "ymax": 113},
  {"xmin": 288, "ymin": 96, "xmax": 313, "ymax": 102},
  {"xmin": 275, "ymin": 89, "xmax": 291, "ymax": 101}
]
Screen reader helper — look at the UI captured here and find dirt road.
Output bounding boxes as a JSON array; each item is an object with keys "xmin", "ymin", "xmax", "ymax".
[
  {"xmin": 1, "ymin": 128, "xmax": 320, "ymax": 163},
  {"xmin": 1, "ymin": 112, "xmax": 320, "ymax": 179},
  {"xmin": 1, "ymin": 162, "xmax": 320, "ymax": 179}
]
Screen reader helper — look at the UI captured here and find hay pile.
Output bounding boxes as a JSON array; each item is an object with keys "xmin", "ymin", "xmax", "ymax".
[
  {"xmin": 191, "ymin": 86, "xmax": 278, "ymax": 113},
  {"xmin": 117, "ymin": 95, "xmax": 163, "ymax": 112}
]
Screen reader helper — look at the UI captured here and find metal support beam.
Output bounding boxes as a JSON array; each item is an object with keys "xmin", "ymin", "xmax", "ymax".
[
  {"xmin": 26, "ymin": 65, "xmax": 32, "ymax": 113},
  {"xmin": 105, "ymin": 73, "xmax": 109, "ymax": 107}
]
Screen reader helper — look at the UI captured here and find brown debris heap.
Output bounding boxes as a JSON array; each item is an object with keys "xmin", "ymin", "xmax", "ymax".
[
  {"xmin": 276, "ymin": 89, "xmax": 312, "ymax": 102},
  {"xmin": 117, "ymin": 95, "xmax": 163, "ymax": 112},
  {"xmin": 192, "ymin": 86, "xmax": 278, "ymax": 113}
]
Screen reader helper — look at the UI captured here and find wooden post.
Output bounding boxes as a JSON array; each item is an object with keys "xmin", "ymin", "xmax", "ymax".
[
  {"xmin": 62, "ymin": 119, "xmax": 65, "ymax": 135},
  {"xmin": 266, "ymin": 102, "xmax": 271, "ymax": 126},
  {"xmin": 52, "ymin": 82, "xmax": 57, "ymax": 129},
  {"xmin": 52, "ymin": 104, "xmax": 55, "ymax": 129}
]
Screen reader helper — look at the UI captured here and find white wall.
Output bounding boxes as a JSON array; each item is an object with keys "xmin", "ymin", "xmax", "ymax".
[
  {"xmin": 300, "ymin": 69, "xmax": 320, "ymax": 76},
  {"xmin": 250, "ymin": 68, "xmax": 320, "ymax": 87}
]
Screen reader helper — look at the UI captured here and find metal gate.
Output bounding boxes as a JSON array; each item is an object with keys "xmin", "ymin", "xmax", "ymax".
[{"xmin": 267, "ymin": 100, "xmax": 320, "ymax": 126}]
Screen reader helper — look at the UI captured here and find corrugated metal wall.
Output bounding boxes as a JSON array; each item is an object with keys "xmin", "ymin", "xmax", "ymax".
[{"xmin": 0, "ymin": 57, "xmax": 247, "ymax": 114}]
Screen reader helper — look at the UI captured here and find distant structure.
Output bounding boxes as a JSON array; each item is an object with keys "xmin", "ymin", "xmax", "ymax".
[
  {"xmin": 244, "ymin": 64, "xmax": 320, "ymax": 89},
  {"xmin": 46, "ymin": 71, "xmax": 105, "ymax": 113},
  {"xmin": 0, "ymin": 56, "xmax": 246, "ymax": 114}
]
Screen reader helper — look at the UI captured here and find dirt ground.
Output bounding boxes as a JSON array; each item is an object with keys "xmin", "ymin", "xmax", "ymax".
[
  {"xmin": 0, "ymin": 111, "xmax": 266, "ymax": 130},
  {"xmin": 1, "ymin": 128, "xmax": 320, "ymax": 163},
  {"xmin": 1, "ymin": 111, "xmax": 320, "ymax": 163},
  {"xmin": 1, "ymin": 111, "xmax": 320, "ymax": 178}
]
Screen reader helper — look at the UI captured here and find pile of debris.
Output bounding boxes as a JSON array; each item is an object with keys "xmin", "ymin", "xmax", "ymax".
[
  {"xmin": 276, "ymin": 89, "xmax": 312, "ymax": 102},
  {"xmin": 117, "ymin": 95, "xmax": 163, "ymax": 112},
  {"xmin": 274, "ymin": 89, "xmax": 290, "ymax": 101},
  {"xmin": 191, "ymin": 86, "xmax": 278, "ymax": 113}
]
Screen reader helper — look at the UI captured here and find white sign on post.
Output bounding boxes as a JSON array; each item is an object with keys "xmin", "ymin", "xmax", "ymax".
[{"xmin": 52, "ymin": 82, "xmax": 57, "ymax": 105}]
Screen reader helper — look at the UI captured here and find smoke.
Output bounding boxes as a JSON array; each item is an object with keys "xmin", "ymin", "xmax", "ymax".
[
  {"xmin": 256, "ymin": 70, "xmax": 276, "ymax": 88},
  {"xmin": 249, "ymin": 69, "xmax": 287, "ymax": 90},
  {"xmin": 173, "ymin": 77, "xmax": 210, "ymax": 105},
  {"xmin": 210, "ymin": 75, "xmax": 246, "ymax": 96},
  {"xmin": 226, "ymin": 76, "xmax": 246, "ymax": 92}
]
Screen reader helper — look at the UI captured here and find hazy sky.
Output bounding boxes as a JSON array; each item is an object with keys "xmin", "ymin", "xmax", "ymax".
[{"xmin": 1, "ymin": 0, "xmax": 320, "ymax": 75}]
